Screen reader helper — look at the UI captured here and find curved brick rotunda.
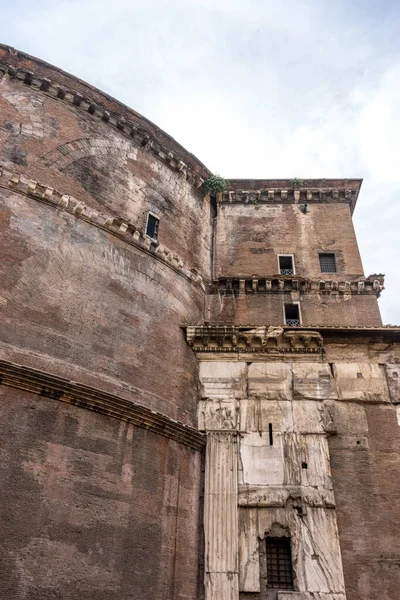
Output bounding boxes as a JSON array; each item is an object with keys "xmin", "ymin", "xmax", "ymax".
[{"xmin": 1, "ymin": 44, "xmax": 400, "ymax": 600}]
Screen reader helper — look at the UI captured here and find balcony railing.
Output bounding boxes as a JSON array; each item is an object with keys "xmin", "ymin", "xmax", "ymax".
[
  {"xmin": 285, "ymin": 319, "xmax": 300, "ymax": 326},
  {"xmin": 280, "ymin": 269, "xmax": 294, "ymax": 275}
]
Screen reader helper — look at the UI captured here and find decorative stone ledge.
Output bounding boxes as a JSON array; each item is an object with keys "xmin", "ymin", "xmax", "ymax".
[
  {"xmin": 238, "ymin": 484, "xmax": 336, "ymax": 509},
  {"xmin": 0, "ymin": 359, "xmax": 205, "ymax": 451},
  {"xmin": 0, "ymin": 164, "xmax": 205, "ymax": 289},
  {"xmin": 212, "ymin": 275, "xmax": 385, "ymax": 297},
  {"xmin": 0, "ymin": 62, "xmax": 207, "ymax": 190},
  {"xmin": 185, "ymin": 325, "xmax": 324, "ymax": 354},
  {"xmin": 218, "ymin": 186, "xmax": 358, "ymax": 212}
]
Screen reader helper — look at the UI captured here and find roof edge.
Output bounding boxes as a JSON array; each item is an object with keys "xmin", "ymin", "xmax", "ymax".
[{"xmin": 0, "ymin": 43, "xmax": 211, "ymax": 180}]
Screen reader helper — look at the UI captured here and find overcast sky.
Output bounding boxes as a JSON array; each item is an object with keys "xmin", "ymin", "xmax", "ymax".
[{"xmin": 2, "ymin": 0, "xmax": 400, "ymax": 323}]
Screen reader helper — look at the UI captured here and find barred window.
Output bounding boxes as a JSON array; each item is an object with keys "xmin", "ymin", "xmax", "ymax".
[
  {"xmin": 284, "ymin": 304, "xmax": 300, "ymax": 326},
  {"xmin": 145, "ymin": 213, "xmax": 159, "ymax": 241},
  {"xmin": 319, "ymin": 253, "xmax": 336, "ymax": 273},
  {"xmin": 266, "ymin": 537, "xmax": 294, "ymax": 590},
  {"xmin": 279, "ymin": 255, "xmax": 294, "ymax": 275}
]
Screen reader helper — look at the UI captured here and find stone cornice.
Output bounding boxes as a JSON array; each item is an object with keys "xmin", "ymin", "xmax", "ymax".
[
  {"xmin": 220, "ymin": 178, "xmax": 362, "ymax": 214},
  {"xmin": 211, "ymin": 275, "xmax": 385, "ymax": 298},
  {"xmin": 185, "ymin": 324, "xmax": 400, "ymax": 354},
  {"xmin": 185, "ymin": 325, "xmax": 324, "ymax": 354},
  {"xmin": 0, "ymin": 59, "xmax": 209, "ymax": 191},
  {"xmin": 0, "ymin": 359, "xmax": 205, "ymax": 451},
  {"xmin": 0, "ymin": 164, "xmax": 205, "ymax": 289}
]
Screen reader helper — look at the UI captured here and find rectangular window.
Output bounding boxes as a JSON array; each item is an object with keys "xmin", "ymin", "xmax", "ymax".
[
  {"xmin": 278, "ymin": 255, "xmax": 294, "ymax": 275},
  {"xmin": 319, "ymin": 253, "xmax": 336, "ymax": 273},
  {"xmin": 266, "ymin": 537, "xmax": 294, "ymax": 590},
  {"xmin": 145, "ymin": 213, "xmax": 159, "ymax": 241},
  {"xmin": 284, "ymin": 304, "xmax": 300, "ymax": 326}
]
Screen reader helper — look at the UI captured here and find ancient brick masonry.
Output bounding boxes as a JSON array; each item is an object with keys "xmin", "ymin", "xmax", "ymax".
[{"xmin": 0, "ymin": 43, "xmax": 400, "ymax": 600}]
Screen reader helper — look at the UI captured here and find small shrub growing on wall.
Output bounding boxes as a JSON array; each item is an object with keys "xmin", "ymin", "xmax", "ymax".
[
  {"xmin": 291, "ymin": 177, "xmax": 304, "ymax": 189},
  {"xmin": 204, "ymin": 174, "xmax": 228, "ymax": 195}
]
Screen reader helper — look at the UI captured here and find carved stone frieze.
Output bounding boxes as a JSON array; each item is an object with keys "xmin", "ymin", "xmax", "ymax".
[{"xmin": 198, "ymin": 398, "xmax": 237, "ymax": 431}]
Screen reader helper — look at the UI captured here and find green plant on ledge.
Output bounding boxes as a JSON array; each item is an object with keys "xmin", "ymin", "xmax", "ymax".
[
  {"xmin": 204, "ymin": 174, "xmax": 228, "ymax": 195},
  {"xmin": 291, "ymin": 177, "xmax": 304, "ymax": 189}
]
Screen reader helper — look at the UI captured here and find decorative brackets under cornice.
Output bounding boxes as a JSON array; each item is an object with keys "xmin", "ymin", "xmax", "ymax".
[{"xmin": 185, "ymin": 325, "xmax": 324, "ymax": 354}]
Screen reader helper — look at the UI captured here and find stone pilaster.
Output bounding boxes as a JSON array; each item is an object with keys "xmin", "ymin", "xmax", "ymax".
[{"xmin": 204, "ymin": 432, "xmax": 239, "ymax": 600}]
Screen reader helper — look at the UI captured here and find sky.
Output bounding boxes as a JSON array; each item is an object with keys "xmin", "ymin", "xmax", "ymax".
[{"xmin": 2, "ymin": 0, "xmax": 400, "ymax": 323}]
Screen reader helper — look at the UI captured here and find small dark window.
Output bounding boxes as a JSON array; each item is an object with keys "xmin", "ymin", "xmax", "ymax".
[
  {"xmin": 279, "ymin": 255, "xmax": 294, "ymax": 275},
  {"xmin": 146, "ymin": 213, "xmax": 159, "ymax": 241},
  {"xmin": 284, "ymin": 304, "xmax": 300, "ymax": 326},
  {"xmin": 266, "ymin": 537, "xmax": 294, "ymax": 590},
  {"xmin": 319, "ymin": 253, "xmax": 336, "ymax": 273}
]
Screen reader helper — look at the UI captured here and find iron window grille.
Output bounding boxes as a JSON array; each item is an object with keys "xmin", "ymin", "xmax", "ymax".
[
  {"xmin": 319, "ymin": 253, "xmax": 336, "ymax": 273},
  {"xmin": 266, "ymin": 537, "xmax": 294, "ymax": 590},
  {"xmin": 284, "ymin": 304, "xmax": 300, "ymax": 326},
  {"xmin": 145, "ymin": 213, "xmax": 159, "ymax": 241},
  {"xmin": 279, "ymin": 255, "xmax": 294, "ymax": 275}
]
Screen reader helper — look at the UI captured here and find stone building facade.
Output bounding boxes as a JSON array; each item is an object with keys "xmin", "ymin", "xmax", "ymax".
[{"xmin": 0, "ymin": 44, "xmax": 399, "ymax": 600}]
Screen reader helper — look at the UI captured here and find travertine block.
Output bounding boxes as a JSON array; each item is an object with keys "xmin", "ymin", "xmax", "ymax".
[
  {"xmin": 200, "ymin": 361, "xmax": 247, "ymax": 398},
  {"xmin": 248, "ymin": 362, "xmax": 292, "ymax": 400},
  {"xmin": 298, "ymin": 435, "xmax": 333, "ymax": 489},
  {"xmin": 334, "ymin": 363, "xmax": 389, "ymax": 402},
  {"xmin": 298, "ymin": 508, "xmax": 346, "ymax": 594},
  {"xmin": 385, "ymin": 364, "xmax": 400, "ymax": 404},
  {"xmin": 239, "ymin": 508, "xmax": 259, "ymax": 592},
  {"xmin": 239, "ymin": 432, "xmax": 284, "ymax": 485},
  {"xmin": 293, "ymin": 363, "xmax": 337, "ymax": 401},
  {"xmin": 239, "ymin": 398, "xmax": 293, "ymax": 433},
  {"xmin": 292, "ymin": 400, "xmax": 325, "ymax": 433}
]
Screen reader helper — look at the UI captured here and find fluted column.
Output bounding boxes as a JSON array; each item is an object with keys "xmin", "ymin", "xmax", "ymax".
[{"xmin": 204, "ymin": 431, "xmax": 239, "ymax": 600}]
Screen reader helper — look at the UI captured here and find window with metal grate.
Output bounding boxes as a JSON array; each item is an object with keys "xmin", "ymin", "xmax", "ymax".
[
  {"xmin": 319, "ymin": 253, "xmax": 336, "ymax": 273},
  {"xmin": 145, "ymin": 213, "xmax": 159, "ymax": 241},
  {"xmin": 279, "ymin": 255, "xmax": 294, "ymax": 275},
  {"xmin": 284, "ymin": 304, "xmax": 300, "ymax": 326},
  {"xmin": 266, "ymin": 537, "xmax": 294, "ymax": 590}
]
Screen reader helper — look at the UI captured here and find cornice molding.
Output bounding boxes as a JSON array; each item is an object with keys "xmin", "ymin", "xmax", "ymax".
[
  {"xmin": 0, "ymin": 164, "xmax": 205, "ymax": 290},
  {"xmin": 185, "ymin": 325, "xmax": 324, "ymax": 354},
  {"xmin": 211, "ymin": 275, "xmax": 385, "ymax": 298},
  {"xmin": 218, "ymin": 186, "xmax": 359, "ymax": 213},
  {"xmin": 0, "ymin": 359, "xmax": 205, "ymax": 451},
  {"xmin": 0, "ymin": 62, "xmax": 208, "ymax": 190}
]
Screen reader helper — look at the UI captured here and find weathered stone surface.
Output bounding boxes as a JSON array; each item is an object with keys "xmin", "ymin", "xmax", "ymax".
[
  {"xmin": 292, "ymin": 363, "xmax": 337, "ymax": 401},
  {"xmin": 200, "ymin": 361, "xmax": 247, "ymax": 399},
  {"xmin": 0, "ymin": 386, "xmax": 201, "ymax": 600},
  {"xmin": 334, "ymin": 363, "xmax": 389, "ymax": 403},
  {"xmin": 239, "ymin": 432, "xmax": 285, "ymax": 486},
  {"xmin": 198, "ymin": 398, "xmax": 237, "ymax": 431},
  {"xmin": 385, "ymin": 363, "xmax": 400, "ymax": 404},
  {"xmin": 248, "ymin": 363, "xmax": 292, "ymax": 400},
  {"xmin": 204, "ymin": 432, "xmax": 239, "ymax": 600},
  {"xmin": 239, "ymin": 398, "xmax": 293, "ymax": 433}
]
